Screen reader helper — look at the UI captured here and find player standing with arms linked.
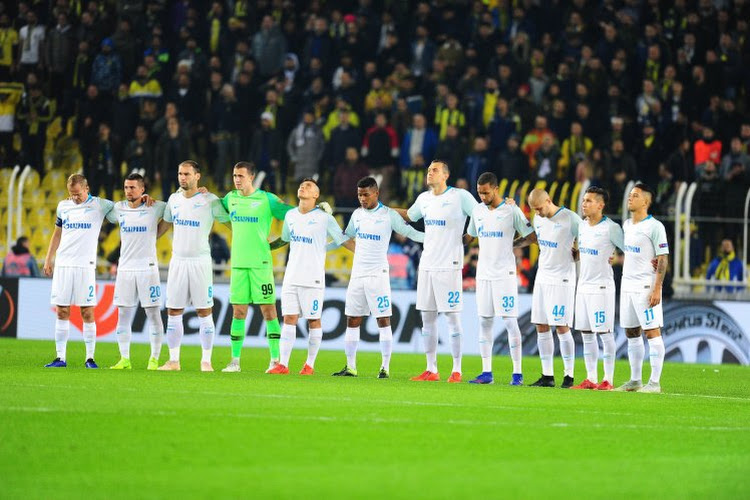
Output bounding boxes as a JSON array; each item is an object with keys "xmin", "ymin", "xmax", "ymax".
[
  {"xmin": 330, "ymin": 176, "xmax": 424, "ymax": 378},
  {"xmin": 570, "ymin": 187, "xmax": 624, "ymax": 390},
  {"xmin": 268, "ymin": 178, "xmax": 348, "ymax": 375},
  {"xmin": 218, "ymin": 162, "xmax": 294, "ymax": 373},
  {"xmin": 158, "ymin": 161, "xmax": 229, "ymax": 372},
  {"xmin": 397, "ymin": 160, "xmax": 478, "ymax": 383},
  {"xmin": 616, "ymin": 183, "xmax": 669, "ymax": 393},
  {"xmin": 106, "ymin": 173, "xmax": 168, "ymax": 370},
  {"xmin": 43, "ymin": 174, "xmax": 115, "ymax": 368},
  {"xmin": 520, "ymin": 188, "xmax": 582, "ymax": 388},
  {"xmin": 464, "ymin": 172, "xmax": 536, "ymax": 385}
]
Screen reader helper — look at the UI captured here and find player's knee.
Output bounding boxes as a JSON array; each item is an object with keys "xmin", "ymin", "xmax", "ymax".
[
  {"xmin": 556, "ymin": 326, "xmax": 570, "ymax": 335},
  {"xmin": 259, "ymin": 304, "xmax": 277, "ymax": 321},
  {"xmin": 347, "ymin": 317, "xmax": 363, "ymax": 328},
  {"xmin": 232, "ymin": 305, "xmax": 248, "ymax": 320},
  {"xmin": 283, "ymin": 315, "xmax": 298, "ymax": 325},
  {"xmin": 376, "ymin": 317, "xmax": 390, "ymax": 328},
  {"xmin": 535, "ymin": 323, "xmax": 550, "ymax": 333},
  {"xmin": 308, "ymin": 319, "xmax": 322, "ymax": 329},
  {"xmin": 644, "ymin": 328, "xmax": 661, "ymax": 339},
  {"xmin": 80, "ymin": 307, "xmax": 95, "ymax": 323},
  {"xmin": 625, "ymin": 327, "xmax": 642, "ymax": 338},
  {"xmin": 196, "ymin": 308, "xmax": 212, "ymax": 318},
  {"xmin": 56, "ymin": 307, "xmax": 70, "ymax": 320}
]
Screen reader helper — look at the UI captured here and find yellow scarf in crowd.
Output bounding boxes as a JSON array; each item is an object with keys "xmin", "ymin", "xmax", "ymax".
[{"xmin": 714, "ymin": 252, "xmax": 735, "ymax": 282}]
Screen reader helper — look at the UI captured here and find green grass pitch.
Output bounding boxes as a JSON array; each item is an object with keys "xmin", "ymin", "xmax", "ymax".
[{"xmin": 1, "ymin": 338, "xmax": 749, "ymax": 499}]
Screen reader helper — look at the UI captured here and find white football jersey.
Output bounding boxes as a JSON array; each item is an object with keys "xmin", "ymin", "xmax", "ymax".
[
  {"xmin": 344, "ymin": 203, "xmax": 424, "ymax": 278},
  {"xmin": 407, "ymin": 186, "xmax": 478, "ymax": 270},
  {"xmin": 106, "ymin": 200, "xmax": 166, "ymax": 271},
  {"xmin": 622, "ymin": 215, "xmax": 669, "ymax": 292},
  {"xmin": 282, "ymin": 207, "xmax": 347, "ymax": 288},
  {"xmin": 577, "ymin": 216, "xmax": 624, "ymax": 288},
  {"xmin": 163, "ymin": 191, "xmax": 228, "ymax": 258},
  {"xmin": 467, "ymin": 202, "xmax": 533, "ymax": 280},
  {"xmin": 55, "ymin": 195, "xmax": 114, "ymax": 267},
  {"xmin": 533, "ymin": 207, "xmax": 582, "ymax": 285}
]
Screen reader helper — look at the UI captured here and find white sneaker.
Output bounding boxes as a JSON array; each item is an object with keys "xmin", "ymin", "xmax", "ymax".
[
  {"xmin": 200, "ymin": 361, "xmax": 214, "ymax": 372},
  {"xmin": 222, "ymin": 360, "xmax": 241, "ymax": 373},
  {"xmin": 638, "ymin": 381, "xmax": 662, "ymax": 393},
  {"xmin": 157, "ymin": 360, "xmax": 181, "ymax": 371},
  {"xmin": 265, "ymin": 360, "xmax": 280, "ymax": 374},
  {"xmin": 614, "ymin": 379, "xmax": 643, "ymax": 392}
]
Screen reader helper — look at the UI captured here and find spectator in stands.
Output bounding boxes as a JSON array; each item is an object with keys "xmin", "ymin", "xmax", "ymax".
[
  {"xmin": 0, "ymin": 82, "xmax": 23, "ymax": 166},
  {"xmin": 498, "ymin": 134, "xmax": 528, "ymax": 182},
  {"xmin": 252, "ymin": 15, "xmax": 287, "ymax": 79},
  {"xmin": 559, "ymin": 121, "xmax": 593, "ymax": 182},
  {"xmin": 17, "ymin": 84, "xmax": 52, "ymax": 173},
  {"xmin": 18, "ymin": 10, "xmax": 44, "ymax": 80},
  {"xmin": 209, "ymin": 83, "xmax": 240, "ymax": 191},
  {"xmin": 250, "ymin": 112, "xmax": 283, "ymax": 192},
  {"xmin": 333, "ymin": 147, "xmax": 370, "ymax": 220},
  {"xmin": 696, "ymin": 161, "xmax": 724, "ymax": 255},
  {"xmin": 522, "ymin": 115, "xmax": 555, "ymax": 169},
  {"xmin": 399, "ymin": 113, "xmax": 438, "ymax": 170},
  {"xmin": 2, "ymin": 236, "xmax": 40, "ymax": 277},
  {"xmin": 327, "ymin": 109, "xmax": 362, "ymax": 173},
  {"xmin": 487, "ymin": 97, "xmax": 520, "ymax": 157},
  {"xmin": 287, "ymin": 109, "xmax": 324, "ymax": 182},
  {"xmin": 436, "ymin": 93, "xmax": 465, "ymax": 140},
  {"xmin": 694, "ymin": 126, "xmax": 722, "ymax": 173},
  {"xmin": 155, "ymin": 117, "xmax": 191, "ymax": 200},
  {"xmin": 635, "ymin": 121, "xmax": 663, "ymax": 186},
  {"xmin": 720, "ymin": 137, "xmax": 750, "ymax": 180},
  {"xmin": 46, "ymin": 12, "xmax": 75, "ymax": 107},
  {"xmin": 87, "ymin": 122, "xmax": 118, "ymax": 200},
  {"xmin": 666, "ymin": 137, "xmax": 695, "ymax": 184},
  {"xmin": 706, "ymin": 239, "xmax": 745, "ymax": 292},
  {"xmin": 124, "ymin": 125, "xmax": 153, "ymax": 181},
  {"xmin": 361, "ymin": 112, "xmax": 399, "ymax": 202},
  {"xmin": 462, "ymin": 137, "xmax": 490, "ymax": 197},
  {"xmin": 388, "ymin": 233, "xmax": 417, "ymax": 290},
  {"xmin": 534, "ymin": 135, "xmax": 561, "ymax": 183},
  {"xmin": 90, "ymin": 38, "xmax": 122, "ymax": 99},
  {"xmin": 0, "ymin": 13, "xmax": 17, "ymax": 82}
]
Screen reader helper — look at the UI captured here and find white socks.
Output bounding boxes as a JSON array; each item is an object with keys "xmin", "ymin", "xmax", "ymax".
[
  {"xmin": 199, "ymin": 315, "xmax": 215, "ymax": 363},
  {"xmin": 306, "ymin": 327, "xmax": 323, "ymax": 368},
  {"xmin": 116, "ymin": 306, "xmax": 136, "ymax": 359},
  {"xmin": 280, "ymin": 323, "xmax": 296, "ymax": 367},
  {"xmin": 421, "ymin": 311, "xmax": 439, "ymax": 372},
  {"xmin": 445, "ymin": 312, "xmax": 462, "ymax": 374},
  {"xmin": 166, "ymin": 314, "xmax": 184, "ymax": 362},
  {"xmin": 557, "ymin": 331, "xmax": 575, "ymax": 378},
  {"xmin": 55, "ymin": 318, "xmax": 70, "ymax": 361},
  {"xmin": 537, "ymin": 329, "xmax": 554, "ymax": 376},
  {"xmin": 144, "ymin": 306, "xmax": 164, "ymax": 360},
  {"xmin": 479, "ymin": 316, "xmax": 494, "ymax": 372},
  {"xmin": 82, "ymin": 322, "xmax": 96, "ymax": 360},
  {"xmin": 582, "ymin": 333, "xmax": 598, "ymax": 383},
  {"xmin": 627, "ymin": 336, "xmax": 645, "ymax": 382},
  {"xmin": 600, "ymin": 332, "xmax": 616, "ymax": 383},
  {"xmin": 504, "ymin": 317, "xmax": 522, "ymax": 374},
  {"xmin": 344, "ymin": 326, "xmax": 359, "ymax": 370},
  {"xmin": 648, "ymin": 336, "xmax": 665, "ymax": 384},
  {"xmin": 379, "ymin": 325, "xmax": 392, "ymax": 371}
]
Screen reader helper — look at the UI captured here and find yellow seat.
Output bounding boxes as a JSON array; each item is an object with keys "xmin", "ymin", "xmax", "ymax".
[{"xmin": 21, "ymin": 169, "xmax": 40, "ymax": 191}]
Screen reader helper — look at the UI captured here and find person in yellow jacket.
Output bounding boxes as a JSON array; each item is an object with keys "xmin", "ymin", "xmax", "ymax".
[
  {"xmin": 0, "ymin": 81, "xmax": 23, "ymax": 165},
  {"xmin": 558, "ymin": 121, "xmax": 593, "ymax": 181}
]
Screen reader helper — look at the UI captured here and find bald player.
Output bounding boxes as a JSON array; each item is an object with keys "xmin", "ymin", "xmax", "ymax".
[
  {"xmin": 616, "ymin": 183, "xmax": 669, "ymax": 393},
  {"xmin": 520, "ymin": 188, "xmax": 582, "ymax": 388}
]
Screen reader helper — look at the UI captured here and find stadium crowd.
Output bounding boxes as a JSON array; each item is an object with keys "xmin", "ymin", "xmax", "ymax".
[{"xmin": 0, "ymin": 0, "xmax": 749, "ymax": 282}]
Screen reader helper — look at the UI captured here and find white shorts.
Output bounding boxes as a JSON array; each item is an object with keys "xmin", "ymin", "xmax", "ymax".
[
  {"xmin": 50, "ymin": 266, "xmax": 96, "ymax": 306},
  {"xmin": 476, "ymin": 278, "xmax": 518, "ymax": 318},
  {"xmin": 531, "ymin": 282, "xmax": 575, "ymax": 327},
  {"xmin": 281, "ymin": 285, "xmax": 324, "ymax": 320},
  {"xmin": 114, "ymin": 268, "xmax": 162, "ymax": 308},
  {"xmin": 575, "ymin": 285, "xmax": 615, "ymax": 333},
  {"xmin": 620, "ymin": 288, "xmax": 664, "ymax": 330},
  {"xmin": 345, "ymin": 274, "xmax": 392, "ymax": 317},
  {"xmin": 166, "ymin": 257, "xmax": 214, "ymax": 309},
  {"xmin": 416, "ymin": 269, "xmax": 463, "ymax": 312}
]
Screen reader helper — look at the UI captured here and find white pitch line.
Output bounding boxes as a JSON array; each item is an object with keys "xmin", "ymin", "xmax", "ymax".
[{"xmin": 3, "ymin": 406, "xmax": 749, "ymax": 432}]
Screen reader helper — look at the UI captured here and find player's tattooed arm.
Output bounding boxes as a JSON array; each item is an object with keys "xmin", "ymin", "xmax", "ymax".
[
  {"xmin": 513, "ymin": 231, "xmax": 537, "ymax": 248},
  {"xmin": 463, "ymin": 233, "xmax": 474, "ymax": 245},
  {"xmin": 649, "ymin": 254, "xmax": 669, "ymax": 307},
  {"xmin": 269, "ymin": 238, "xmax": 289, "ymax": 250}
]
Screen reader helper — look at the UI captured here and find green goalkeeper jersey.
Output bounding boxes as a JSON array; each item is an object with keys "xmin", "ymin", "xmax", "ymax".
[{"xmin": 221, "ymin": 189, "xmax": 293, "ymax": 269}]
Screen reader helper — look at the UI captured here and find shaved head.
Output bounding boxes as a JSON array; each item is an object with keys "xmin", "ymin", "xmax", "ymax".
[
  {"xmin": 528, "ymin": 188, "xmax": 550, "ymax": 205},
  {"xmin": 528, "ymin": 188, "xmax": 558, "ymax": 218}
]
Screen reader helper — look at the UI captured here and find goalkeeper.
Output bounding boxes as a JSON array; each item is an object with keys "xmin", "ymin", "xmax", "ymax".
[{"xmin": 219, "ymin": 161, "xmax": 294, "ymax": 373}]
